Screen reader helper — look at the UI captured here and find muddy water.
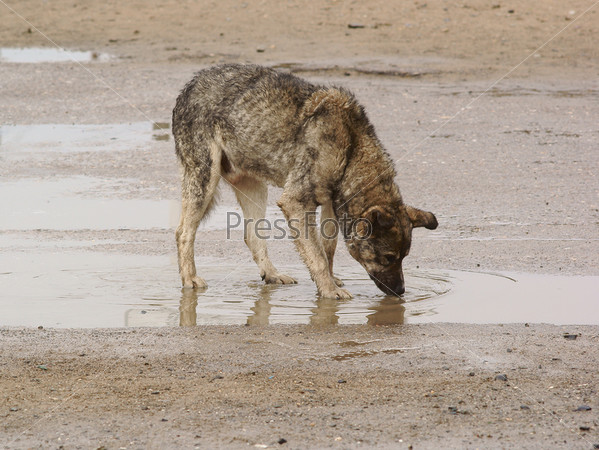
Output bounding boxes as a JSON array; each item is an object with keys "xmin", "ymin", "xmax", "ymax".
[
  {"xmin": 0, "ymin": 250, "xmax": 597, "ymax": 328},
  {"xmin": 0, "ymin": 47, "xmax": 111, "ymax": 63},
  {"xmin": 1, "ymin": 119, "xmax": 597, "ymax": 328},
  {"xmin": 0, "ymin": 122, "xmax": 168, "ymax": 155}
]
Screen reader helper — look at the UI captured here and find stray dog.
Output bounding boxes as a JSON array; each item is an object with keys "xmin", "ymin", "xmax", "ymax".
[{"xmin": 173, "ymin": 64, "xmax": 437, "ymax": 299}]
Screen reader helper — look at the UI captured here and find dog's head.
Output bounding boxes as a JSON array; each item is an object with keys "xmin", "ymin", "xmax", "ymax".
[{"xmin": 346, "ymin": 205, "xmax": 437, "ymax": 297}]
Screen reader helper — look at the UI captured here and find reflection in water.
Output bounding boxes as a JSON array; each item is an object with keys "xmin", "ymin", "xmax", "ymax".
[
  {"xmin": 247, "ymin": 285, "xmax": 274, "ymax": 326},
  {"xmin": 179, "ymin": 288, "xmax": 201, "ymax": 326},
  {"xmin": 179, "ymin": 285, "xmax": 407, "ymax": 326},
  {"xmin": 3, "ymin": 250, "xmax": 597, "ymax": 327},
  {"xmin": 366, "ymin": 297, "xmax": 406, "ymax": 325},
  {"xmin": 310, "ymin": 298, "xmax": 341, "ymax": 326}
]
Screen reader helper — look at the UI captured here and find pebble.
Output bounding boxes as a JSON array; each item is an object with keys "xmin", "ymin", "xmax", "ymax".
[
  {"xmin": 579, "ymin": 426, "xmax": 590, "ymax": 431},
  {"xmin": 277, "ymin": 438, "xmax": 287, "ymax": 445},
  {"xmin": 337, "ymin": 379, "xmax": 347, "ymax": 384},
  {"xmin": 10, "ymin": 407, "xmax": 18, "ymax": 412},
  {"xmin": 575, "ymin": 405, "xmax": 592, "ymax": 412},
  {"xmin": 520, "ymin": 405, "xmax": 530, "ymax": 410},
  {"xmin": 37, "ymin": 364, "xmax": 48, "ymax": 370},
  {"xmin": 348, "ymin": 23, "xmax": 366, "ymax": 29},
  {"xmin": 495, "ymin": 374, "xmax": 508, "ymax": 382},
  {"xmin": 563, "ymin": 333, "xmax": 578, "ymax": 340}
]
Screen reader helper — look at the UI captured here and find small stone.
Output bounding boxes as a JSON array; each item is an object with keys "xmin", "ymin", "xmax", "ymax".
[
  {"xmin": 256, "ymin": 46, "xmax": 266, "ymax": 53},
  {"xmin": 579, "ymin": 426, "xmax": 590, "ymax": 431},
  {"xmin": 151, "ymin": 391, "xmax": 160, "ymax": 395},
  {"xmin": 507, "ymin": 9, "xmax": 515, "ymax": 13},
  {"xmin": 37, "ymin": 325, "xmax": 44, "ymax": 330},
  {"xmin": 161, "ymin": 418, "xmax": 168, "ymax": 422},
  {"xmin": 37, "ymin": 364, "xmax": 48, "ymax": 370},
  {"xmin": 10, "ymin": 407, "xmax": 18, "ymax": 412},
  {"xmin": 520, "ymin": 405, "xmax": 530, "ymax": 410},
  {"xmin": 348, "ymin": 23, "xmax": 366, "ymax": 29},
  {"xmin": 337, "ymin": 379, "xmax": 346, "ymax": 384},
  {"xmin": 507, "ymin": 348, "xmax": 513, "ymax": 353},
  {"xmin": 575, "ymin": 405, "xmax": 591, "ymax": 412},
  {"xmin": 468, "ymin": 372, "xmax": 475, "ymax": 377},
  {"xmin": 495, "ymin": 374, "xmax": 508, "ymax": 382},
  {"xmin": 563, "ymin": 333, "xmax": 577, "ymax": 340},
  {"xmin": 277, "ymin": 438, "xmax": 287, "ymax": 445}
]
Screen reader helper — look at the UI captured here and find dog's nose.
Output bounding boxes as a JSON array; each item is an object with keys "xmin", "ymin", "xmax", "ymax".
[
  {"xmin": 369, "ymin": 273, "xmax": 405, "ymax": 297},
  {"xmin": 394, "ymin": 283, "xmax": 405, "ymax": 296}
]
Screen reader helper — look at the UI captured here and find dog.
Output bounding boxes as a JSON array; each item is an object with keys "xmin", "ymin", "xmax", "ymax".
[{"xmin": 172, "ymin": 64, "xmax": 437, "ymax": 299}]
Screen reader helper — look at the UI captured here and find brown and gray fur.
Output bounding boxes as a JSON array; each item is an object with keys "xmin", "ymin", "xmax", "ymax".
[{"xmin": 173, "ymin": 64, "xmax": 437, "ymax": 299}]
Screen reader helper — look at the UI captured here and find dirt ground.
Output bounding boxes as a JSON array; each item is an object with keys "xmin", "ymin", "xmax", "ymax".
[{"xmin": 1, "ymin": 0, "xmax": 598, "ymax": 448}]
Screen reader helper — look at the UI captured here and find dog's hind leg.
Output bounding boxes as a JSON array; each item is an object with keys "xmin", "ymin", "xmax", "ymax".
[
  {"xmin": 176, "ymin": 144, "xmax": 222, "ymax": 289},
  {"xmin": 230, "ymin": 176, "xmax": 297, "ymax": 285},
  {"xmin": 320, "ymin": 201, "xmax": 344, "ymax": 287}
]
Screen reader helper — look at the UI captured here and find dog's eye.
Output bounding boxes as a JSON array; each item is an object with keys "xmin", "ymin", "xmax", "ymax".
[{"xmin": 382, "ymin": 254, "xmax": 397, "ymax": 265}]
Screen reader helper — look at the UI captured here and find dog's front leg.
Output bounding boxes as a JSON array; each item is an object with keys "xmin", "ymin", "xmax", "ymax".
[{"xmin": 278, "ymin": 192, "xmax": 352, "ymax": 299}]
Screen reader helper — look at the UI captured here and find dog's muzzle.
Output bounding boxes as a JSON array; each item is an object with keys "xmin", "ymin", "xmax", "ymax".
[{"xmin": 369, "ymin": 271, "xmax": 405, "ymax": 297}]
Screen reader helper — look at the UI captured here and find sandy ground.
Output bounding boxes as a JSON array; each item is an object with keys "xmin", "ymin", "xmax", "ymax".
[{"xmin": 1, "ymin": 0, "xmax": 599, "ymax": 448}]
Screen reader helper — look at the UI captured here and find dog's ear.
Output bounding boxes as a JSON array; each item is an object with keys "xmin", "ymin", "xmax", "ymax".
[
  {"xmin": 365, "ymin": 207, "xmax": 394, "ymax": 229},
  {"xmin": 406, "ymin": 206, "xmax": 438, "ymax": 230}
]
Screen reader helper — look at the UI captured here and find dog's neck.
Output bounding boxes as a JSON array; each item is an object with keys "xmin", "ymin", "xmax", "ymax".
[{"xmin": 333, "ymin": 140, "xmax": 403, "ymax": 238}]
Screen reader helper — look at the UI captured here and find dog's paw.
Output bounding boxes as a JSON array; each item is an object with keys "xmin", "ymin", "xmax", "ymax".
[
  {"xmin": 182, "ymin": 276, "xmax": 207, "ymax": 289},
  {"xmin": 332, "ymin": 275, "xmax": 344, "ymax": 287},
  {"xmin": 263, "ymin": 273, "xmax": 297, "ymax": 285},
  {"xmin": 320, "ymin": 286, "xmax": 352, "ymax": 300}
]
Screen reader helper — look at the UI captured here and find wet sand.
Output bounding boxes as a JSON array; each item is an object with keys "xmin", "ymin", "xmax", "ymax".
[{"xmin": 1, "ymin": 0, "xmax": 599, "ymax": 448}]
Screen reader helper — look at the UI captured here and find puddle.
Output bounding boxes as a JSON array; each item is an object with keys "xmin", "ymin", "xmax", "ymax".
[
  {"xmin": 0, "ymin": 251, "xmax": 597, "ymax": 328},
  {"xmin": 0, "ymin": 176, "xmax": 180, "ymax": 230},
  {"xmin": 0, "ymin": 47, "xmax": 111, "ymax": 63},
  {"xmin": 0, "ymin": 122, "xmax": 169, "ymax": 156},
  {"xmin": 0, "ymin": 176, "xmax": 286, "ymax": 231}
]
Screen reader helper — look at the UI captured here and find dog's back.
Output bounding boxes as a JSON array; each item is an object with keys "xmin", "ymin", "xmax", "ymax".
[{"xmin": 172, "ymin": 64, "xmax": 321, "ymax": 185}]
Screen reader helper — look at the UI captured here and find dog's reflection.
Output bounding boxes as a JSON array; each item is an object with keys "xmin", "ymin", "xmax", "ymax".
[
  {"xmin": 179, "ymin": 288, "xmax": 201, "ymax": 326},
  {"xmin": 179, "ymin": 285, "xmax": 406, "ymax": 326},
  {"xmin": 366, "ymin": 296, "xmax": 406, "ymax": 325},
  {"xmin": 246, "ymin": 285, "xmax": 274, "ymax": 326}
]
